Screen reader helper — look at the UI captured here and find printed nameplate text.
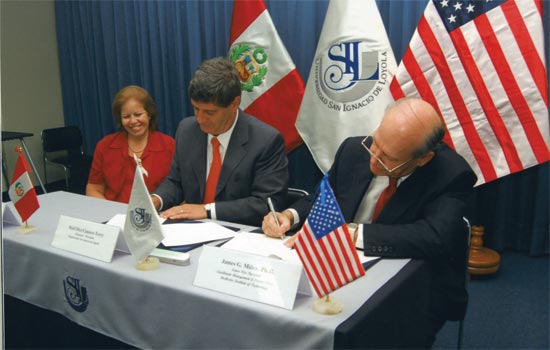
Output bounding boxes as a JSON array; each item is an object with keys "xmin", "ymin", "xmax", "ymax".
[
  {"xmin": 194, "ymin": 245, "xmax": 304, "ymax": 309},
  {"xmin": 51, "ymin": 215, "xmax": 120, "ymax": 262}
]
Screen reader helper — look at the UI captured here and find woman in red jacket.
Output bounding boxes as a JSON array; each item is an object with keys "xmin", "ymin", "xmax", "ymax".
[{"xmin": 87, "ymin": 85, "xmax": 175, "ymax": 203}]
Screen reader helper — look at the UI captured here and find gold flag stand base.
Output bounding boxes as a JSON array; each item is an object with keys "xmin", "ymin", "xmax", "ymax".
[
  {"xmin": 17, "ymin": 223, "xmax": 37, "ymax": 235},
  {"xmin": 136, "ymin": 257, "xmax": 160, "ymax": 271},
  {"xmin": 312, "ymin": 295, "xmax": 343, "ymax": 315}
]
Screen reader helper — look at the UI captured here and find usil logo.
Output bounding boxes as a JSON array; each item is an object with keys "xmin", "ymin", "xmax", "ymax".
[
  {"xmin": 314, "ymin": 40, "xmax": 391, "ymax": 112},
  {"xmin": 64, "ymin": 276, "xmax": 89, "ymax": 312},
  {"xmin": 230, "ymin": 44, "xmax": 268, "ymax": 92},
  {"xmin": 130, "ymin": 207, "xmax": 152, "ymax": 232}
]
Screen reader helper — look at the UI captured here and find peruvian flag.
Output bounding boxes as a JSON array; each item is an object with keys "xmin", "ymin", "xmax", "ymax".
[
  {"xmin": 229, "ymin": 0, "xmax": 305, "ymax": 153},
  {"xmin": 8, "ymin": 150, "xmax": 39, "ymax": 222}
]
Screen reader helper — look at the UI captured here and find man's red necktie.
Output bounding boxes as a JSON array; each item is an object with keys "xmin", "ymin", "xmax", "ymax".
[
  {"xmin": 372, "ymin": 177, "xmax": 397, "ymax": 222},
  {"xmin": 203, "ymin": 137, "xmax": 221, "ymax": 203}
]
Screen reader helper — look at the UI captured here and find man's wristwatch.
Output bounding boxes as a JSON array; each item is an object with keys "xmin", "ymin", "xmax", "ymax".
[{"xmin": 204, "ymin": 204, "xmax": 212, "ymax": 219}]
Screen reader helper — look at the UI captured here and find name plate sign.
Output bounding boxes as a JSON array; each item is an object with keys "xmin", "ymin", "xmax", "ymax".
[
  {"xmin": 2, "ymin": 202, "xmax": 22, "ymax": 226},
  {"xmin": 51, "ymin": 215, "xmax": 120, "ymax": 263},
  {"xmin": 194, "ymin": 245, "xmax": 305, "ymax": 310}
]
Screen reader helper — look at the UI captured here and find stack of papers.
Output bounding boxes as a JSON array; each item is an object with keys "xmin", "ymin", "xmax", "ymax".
[
  {"xmin": 106, "ymin": 214, "xmax": 238, "ymax": 247},
  {"xmin": 161, "ymin": 222, "xmax": 237, "ymax": 246},
  {"xmin": 222, "ymin": 232, "xmax": 377, "ymax": 265},
  {"xmin": 222, "ymin": 232, "xmax": 301, "ymax": 264}
]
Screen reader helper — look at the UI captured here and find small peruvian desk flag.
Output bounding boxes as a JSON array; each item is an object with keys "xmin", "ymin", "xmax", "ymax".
[
  {"xmin": 8, "ymin": 148, "xmax": 40, "ymax": 222},
  {"xmin": 295, "ymin": 174, "xmax": 365, "ymax": 298}
]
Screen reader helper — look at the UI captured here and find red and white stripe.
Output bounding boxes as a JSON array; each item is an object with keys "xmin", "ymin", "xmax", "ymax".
[
  {"xmin": 8, "ymin": 152, "xmax": 39, "ymax": 222},
  {"xmin": 391, "ymin": 0, "xmax": 549, "ymax": 185},
  {"xmin": 295, "ymin": 222, "xmax": 364, "ymax": 298},
  {"xmin": 230, "ymin": 0, "xmax": 304, "ymax": 152}
]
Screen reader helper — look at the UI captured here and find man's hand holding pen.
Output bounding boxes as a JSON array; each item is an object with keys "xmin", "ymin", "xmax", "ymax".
[{"xmin": 262, "ymin": 208, "xmax": 293, "ymax": 240}]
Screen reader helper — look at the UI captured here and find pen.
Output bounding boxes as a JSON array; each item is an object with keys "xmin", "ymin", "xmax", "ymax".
[{"xmin": 267, "ymin": 197, "xmax": 284, "ymax": 240}]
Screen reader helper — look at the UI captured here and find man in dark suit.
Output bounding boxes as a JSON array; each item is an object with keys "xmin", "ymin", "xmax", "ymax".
[
  {"xmin": 152, "ymin": 57, "xmax": 288, "ymax": 227},
  {"xmin": 262, "ymin": 97, "xmax": 477, "ymax": 345}
]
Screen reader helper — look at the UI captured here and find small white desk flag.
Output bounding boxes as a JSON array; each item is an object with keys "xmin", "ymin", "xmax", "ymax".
[{"xmin": 123, "ymin": 156, "xmax": 164, "ymax": 263}]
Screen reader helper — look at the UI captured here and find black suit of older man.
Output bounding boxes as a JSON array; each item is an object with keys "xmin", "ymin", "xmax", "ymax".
[{"xmin": 292, "ymin": 136, "xmax": 477, "ymax": 333}]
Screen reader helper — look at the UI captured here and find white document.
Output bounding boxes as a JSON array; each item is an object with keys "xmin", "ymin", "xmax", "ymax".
[
  {"xmin": 161, "ymin": 222, "xmax": 237, "ymax": 246},
  {"xmin": 355, "ymin": 224, "xmax": 364, "ymax": 249},
  {"xmin": 194, "ymin": 245, "xmax": 306, "ymax": 309},
  {"xmin": 106, "ymin": 214, "xmax": 167, "ymax": 230},
  {"xmin": 51, "ymin": 215, "xmax": 120, "ymax": 263},
  {"xmin": 223, "ymin": 232, "xmax": 378, "ymax": 265},
  {"xmin": 223, "ymin": 232, "xmax": 302, "ymax": 264}
]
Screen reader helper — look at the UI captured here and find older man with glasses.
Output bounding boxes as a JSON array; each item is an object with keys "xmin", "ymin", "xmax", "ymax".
[{"xmin": 262, "ymin": 97, "xmax": 477, "ymax": 347}]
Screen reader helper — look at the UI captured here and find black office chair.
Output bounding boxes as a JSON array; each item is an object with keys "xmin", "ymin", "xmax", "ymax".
[
  {"xmin": 286, "ymin": 187, "xmax": 309, "ymax": 208},
  {"xmin": 41, "ymin": 126, "xmax": 92, "ymax": 193}
]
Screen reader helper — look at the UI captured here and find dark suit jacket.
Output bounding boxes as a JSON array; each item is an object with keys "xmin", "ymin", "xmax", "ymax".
[
  {"xmin": 292, "ymin": 136, "xmax": 477, "ymax": 322},
  {"xmin": 154, "ymin": 110, "xmax": 288, "ymax": 226}
]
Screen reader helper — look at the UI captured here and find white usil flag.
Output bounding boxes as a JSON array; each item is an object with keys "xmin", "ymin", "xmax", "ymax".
[
  {"xmin": 295, "ymin": 0, "xmax": 397, "ymax": 172},
  {"xmin": 123, "ymin": 158, "xmax": 164, "ymax": 263}
]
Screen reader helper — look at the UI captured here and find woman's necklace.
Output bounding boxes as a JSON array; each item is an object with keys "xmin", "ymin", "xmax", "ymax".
[
  {"xmin": 128, "ymin": 133, "xmax": 149, "ymax": 155},
  {"xmin": 128, "ymin": 143, "xmax": 146, "ymax": 154}
]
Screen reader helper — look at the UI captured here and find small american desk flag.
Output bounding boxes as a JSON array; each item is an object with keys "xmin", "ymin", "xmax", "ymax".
[{"xmin": 295, "ymin": 174, "xmax": 365, "ymax": 298}]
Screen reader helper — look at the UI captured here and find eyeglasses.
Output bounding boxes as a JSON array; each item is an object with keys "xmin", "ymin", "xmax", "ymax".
[{"xmin": 361, "ymin": 135, "xmax": 413, "ymax": 173}]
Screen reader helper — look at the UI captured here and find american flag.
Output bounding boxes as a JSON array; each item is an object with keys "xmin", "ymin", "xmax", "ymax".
[
  {"xmin": 295, "ymin": 174, "xmax": 365, "ymax": 298},
  {"xmin": 390, "ymin": 0, "xmax": 549, "ymax": 186}
]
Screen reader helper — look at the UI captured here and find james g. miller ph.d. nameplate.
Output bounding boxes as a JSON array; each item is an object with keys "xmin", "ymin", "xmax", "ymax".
[
  {"xmin": 51, "ymin": 215, "xmax": 120, "ymax": 263},
  {"xmin": 193, "ymin": 245, "xmax": 305, "ymax": 310}
]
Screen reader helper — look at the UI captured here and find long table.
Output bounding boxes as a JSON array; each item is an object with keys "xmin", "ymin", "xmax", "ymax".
[{"xmin": 2, "ymin": 191, "xmax": 431, "ymax": 349}]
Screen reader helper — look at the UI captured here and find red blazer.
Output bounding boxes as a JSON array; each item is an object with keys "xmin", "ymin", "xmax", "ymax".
[{"xmin": 88, "ymin": 131, "xmax": 175, "ymax": 203}]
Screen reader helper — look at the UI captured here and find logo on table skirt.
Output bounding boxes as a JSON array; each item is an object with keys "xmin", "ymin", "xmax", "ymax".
[
  {"xmin": 130, "ymin": 207, "xmax": 152, "ymax": 232},
  {"xmin": 64, "ymin": 276, "xmax": 89, "ymax": 312},
  {"xmin": 14, "ymin": 182, "xmax": 25, "ymax": 197},
  {"xmin": 230, "ymin": 44, "xmax": 268, "ymax": 92}
]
